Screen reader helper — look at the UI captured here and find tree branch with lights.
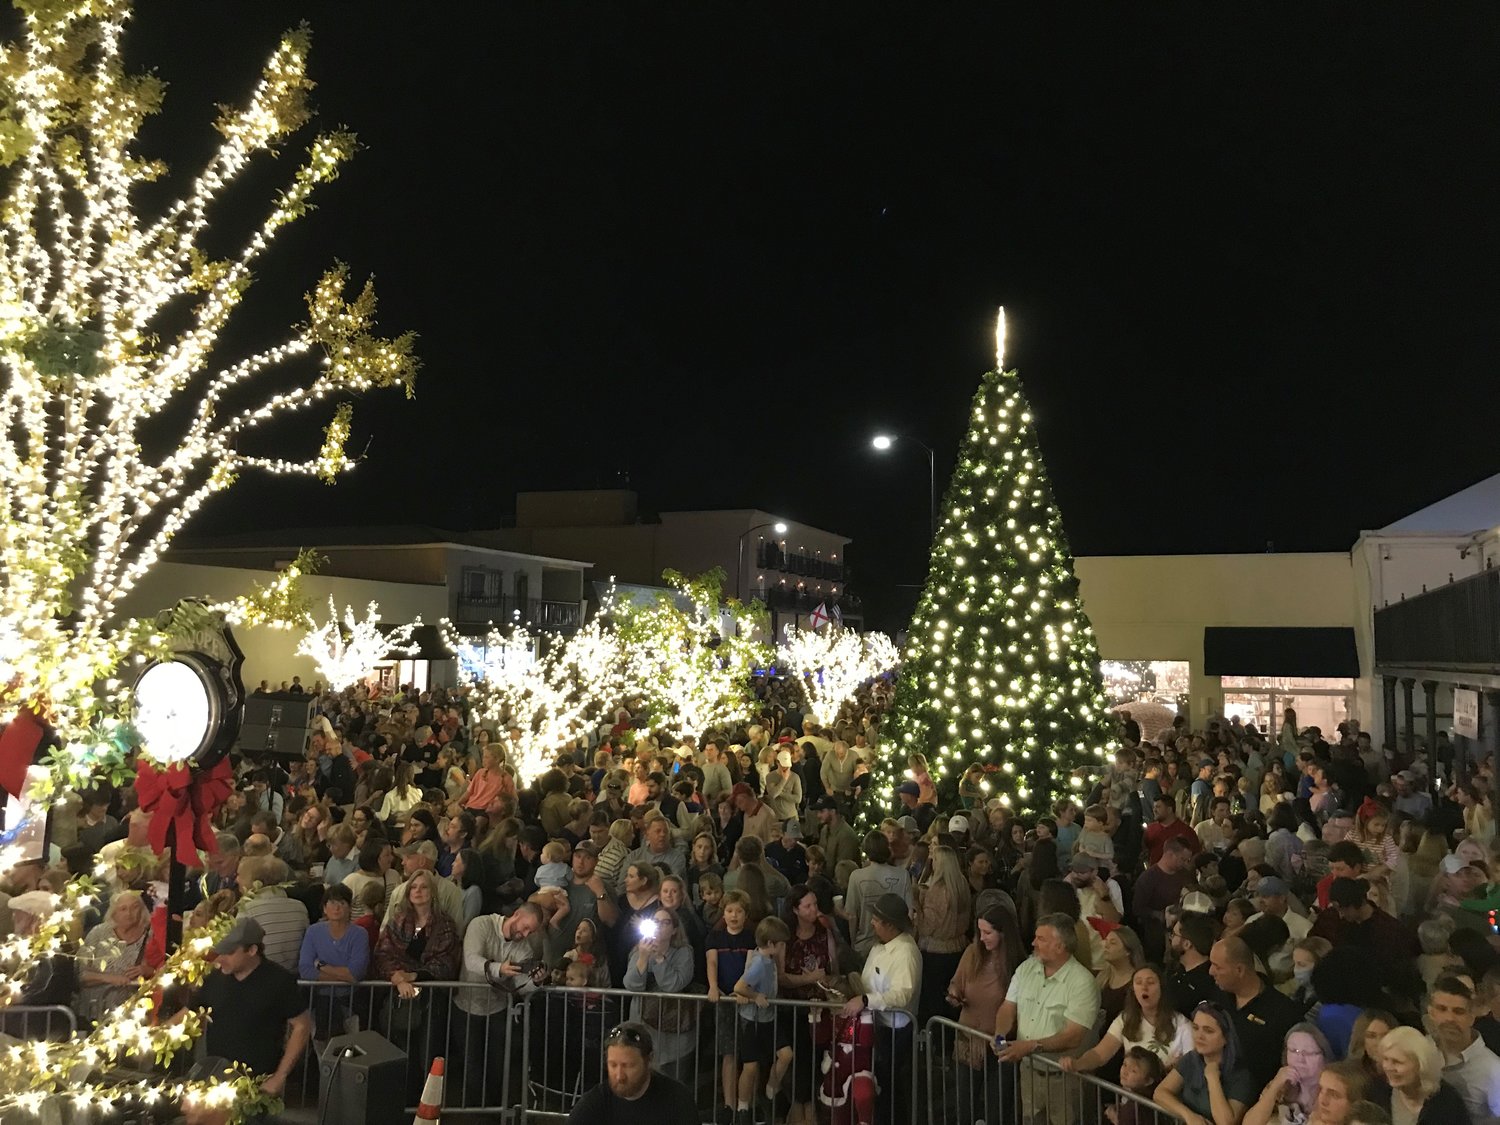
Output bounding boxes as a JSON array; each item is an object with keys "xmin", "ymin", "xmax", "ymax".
[
  {"xmin": 780, "ymin": 627, "xmax": 901, "ymax": 728},
  {"xmin": 444, "ymin": 611, "xmax": 630, "ymax": 787},
  {"xmin": 0, "ymin": 1, "xmax": 417, "ymax": 1117},
  {"xmin": 615, "ymin": 569, "xmax": 770, "ymax": 740},
  {"xmin": 297, "ymin": 598, "xmax": 419, "ymax": 692}
]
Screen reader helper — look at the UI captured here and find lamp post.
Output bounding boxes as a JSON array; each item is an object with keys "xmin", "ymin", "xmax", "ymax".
[
  {"xmin": 872, "ymin": 433, "xmax": 936, "ymax": 539},
  {"xmin": 736, "ymin": 520, "xmax": 788, "ymax": 604}
]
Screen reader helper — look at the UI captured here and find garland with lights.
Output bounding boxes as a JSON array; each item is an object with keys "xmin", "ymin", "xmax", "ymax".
[
  {"xmin": 0, "ymin": 2, "xmax": 416, "ymax": 1118},
  {"xmin": 880, "ymin": 312, "xmax": 1114, "ymax": 817}
]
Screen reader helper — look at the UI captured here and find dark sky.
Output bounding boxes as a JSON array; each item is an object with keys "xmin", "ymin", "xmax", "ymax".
[{"xmin": 107, "ymin": 4, "xmax": 1500, "ymax": 629}]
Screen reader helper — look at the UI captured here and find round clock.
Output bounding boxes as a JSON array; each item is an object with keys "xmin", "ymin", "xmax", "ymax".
[{"xmin": 133, "ymin": 653, "xmax": 224, "ymax": 764}]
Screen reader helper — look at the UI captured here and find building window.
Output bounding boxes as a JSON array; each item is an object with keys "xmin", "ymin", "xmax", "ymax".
[{"xmin": 1220, "ymin": 675, "xmax": 1356, "ymax": 738}]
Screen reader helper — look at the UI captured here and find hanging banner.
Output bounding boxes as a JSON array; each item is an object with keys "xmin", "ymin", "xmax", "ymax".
[{"xmin": 1454, "ymin": 688, "xmax": 1480, "ymax": 739}]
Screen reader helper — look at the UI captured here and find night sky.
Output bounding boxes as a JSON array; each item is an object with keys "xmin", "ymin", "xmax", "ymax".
[{"xmin": 94, "ymin": 5, "xmax": 1500, "ymax": 629}]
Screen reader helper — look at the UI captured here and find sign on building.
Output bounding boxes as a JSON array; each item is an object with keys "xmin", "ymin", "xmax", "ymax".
[{"xmin": 1454, "ymin": 688, "xmax": 1480, "ymax": 739}]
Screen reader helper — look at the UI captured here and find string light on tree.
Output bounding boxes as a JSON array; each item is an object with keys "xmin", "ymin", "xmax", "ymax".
[
  {"xmin": 780, "ymin": 627, "xmax": 902, "ymax": 727},
  {"xmin": 442, "ymin": 602, "xmax": 629, "ymax": 787},
  {"xmin": 879, "ymin": 309, "xmax": 1115, "ymax": 817},
  {"xmin": 614, "ymin": 569, "xmax": 770, "ymax": 740},
  {"xmin": 296, "ymin": 599, "xmax": 418, "ymax": 691},
  {"xmin": 0, "ymin": 2, "xmax": 416, "ymax": 1116}
]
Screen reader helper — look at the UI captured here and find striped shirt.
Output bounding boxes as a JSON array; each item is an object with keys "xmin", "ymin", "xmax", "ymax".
[{"xmin": 241, "ymin": 889, "xmax": 310, "ymax": 974}]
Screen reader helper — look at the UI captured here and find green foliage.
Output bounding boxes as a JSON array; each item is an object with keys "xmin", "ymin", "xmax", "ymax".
[
  {"xmin": 614, "ymin": 567, "xmax": 771, "ymax": 738},
  {"xmin": 880, "ymin": 365, "xmax": 1115, "ymax": 818}
]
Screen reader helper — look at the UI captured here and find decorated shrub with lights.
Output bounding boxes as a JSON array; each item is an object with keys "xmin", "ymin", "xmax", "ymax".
[{"xmin": 881, "ymin": 313, "xmax": 1114, "ymax": 817}]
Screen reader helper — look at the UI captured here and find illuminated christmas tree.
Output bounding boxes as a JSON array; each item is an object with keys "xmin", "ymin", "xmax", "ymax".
[
  {"xmin": 881, "ymin": 312, "xmax": 1114, "ymax": 817},
  {"xmin": 0, "ymin": 2, "xmax": 415, "ymax": 1116}
]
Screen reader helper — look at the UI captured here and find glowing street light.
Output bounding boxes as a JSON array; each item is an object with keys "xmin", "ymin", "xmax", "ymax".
[
  {"xmin": 736, "ymin": 520, "xmax": 789, "ymax": 602},
  {"xmin": 871, "ymin": 433, "xmax": 936, "ymax": 539}
]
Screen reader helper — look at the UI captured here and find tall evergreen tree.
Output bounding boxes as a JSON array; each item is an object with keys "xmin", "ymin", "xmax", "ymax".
[{"xmin": 881, "ymin": 313, "xmax": 1114, "ymax": 817}]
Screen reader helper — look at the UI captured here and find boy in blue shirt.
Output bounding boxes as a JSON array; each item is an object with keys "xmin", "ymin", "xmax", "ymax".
[{"xmin": 732, "ymin": 915, "xmax": 790, "ymax": 1122}]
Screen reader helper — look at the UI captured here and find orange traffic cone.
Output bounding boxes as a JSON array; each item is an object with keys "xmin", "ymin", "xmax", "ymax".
[{"xmin": 413, "ymin": 1056, "xmax": 444, "ymax": 1123}]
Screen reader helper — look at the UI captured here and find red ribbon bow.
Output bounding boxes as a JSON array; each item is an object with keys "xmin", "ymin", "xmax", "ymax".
[
  {"xmin": 1358, "ymin": 796, "xmax": 1384, "ymax": 820},
  {"xmin": 134, "ymin": 756, "xmax": 233, "ymax": 859}
]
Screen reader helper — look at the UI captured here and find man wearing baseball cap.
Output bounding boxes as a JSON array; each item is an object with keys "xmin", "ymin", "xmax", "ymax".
[
  {"xmin": 194, "ymin": 916, "xmax": 312, "ymax": 1098},
  {"xmin": 545, "ymin": 839, "xmax": 619, "ymax": 962},
  {"xmin": 1247, "ymin": 874, "xmax": 1309, "ymax": 979},
  {"xmin": 896, "ymin": 781, "xmax": 936, "ymax": 834}
]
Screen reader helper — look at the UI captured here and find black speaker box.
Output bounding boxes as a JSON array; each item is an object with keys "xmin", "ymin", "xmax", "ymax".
[
  {"xmin": 238, "ymin": 696, "xmax": 316, "ymax": 758},
  {"xmin": 319, "ymin": 1030, "xmax": 408, "ymax": 1125}
]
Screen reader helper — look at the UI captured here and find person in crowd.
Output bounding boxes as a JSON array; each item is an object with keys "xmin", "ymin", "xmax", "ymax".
[
  {"xmin": 764, "ymin": 749, "xmax": 803, "ymax": 824},
  {"xmin": 708, "ymin": 889, "xmax": 758, "ymax": 1121},
  {"xmin": 622, "ymin": 905, "xmax": 697, "ymax": 1080},
  {"xmin": 815, "ymin": 796, "xmax": 861, "ymax": 877},
  {"xmin": 840, "ymin": 893, "xmax": 920, "ymax": 1125},
  {"xmin": 619, "ymin": 814, "xmax": 687, "ymax": 891},
  {"xmin": 1063, "ymin": 962, "xmax": 1192, "ymax": 1077},
  {"xmin": 322, "ymin": 823, "xmax": 359, "ymax": 888},
  {"xmin": 994, "ymin": 911, "xmax": 1102, "ymax": 1125},
  {"xmin": 1154, "ymin": 1001, "xmax": 1257, "ymax": 1125},
  {"xmin": 1374, "ymin": 1026, "xmax": 1471, "ymax": 1125},
  {"xmin": 235, "ymin": 855, "xmax": 307, "ymax": 974},
  {"xmin": 1243, "ymin": 1023, "xmax": 1336, "ymax": 1125},
  {"xmin": 75, "ymin": 889, "xmax": 151, "ymax": 1026},
  {"xmin": 1134, "ymin": 836, "xmax": 1196, "ymax": 960},
  {"xmin": 451, "ymin": 846, "xmax": 485, "ymax": 934},
  {"xmin": 379, "ymin": 759, "xmax": 424, "ymax": 823},
  {"xmin": 844, "ymin": 831, "xmax": 913, "ymax": 960},
  {"xmin": 657, "ymin": 874, "xmax": 706, "ymax": 985},
  {"xmin": 566, "ymin": 1021, "xmax": 699, "ymax": 1124},
  {"xmin": 779, "ymin": 885, "xmax": 840, "ymax": 1124},
  {"xmin": 612, "ymin": 861, "xmax": 662, "ymax": 983},
  {"xmin": 384, "ymin": 839, "xmax": 466, "ymax": 934},
  {"xmin": 372, "ymin": 867, "xmax": 462, "ymax": 999},
  {"xmin": 730, "ymin": 915, "xmax": 791, "ymax": 1119},
  {"xmin": 1424, "ymin": 974, "xmax": 1500, "ymax": 1125},
  {"xmin": 1095, "ymin": 925, "xmax": 1148, "ymax": 1029},
  {"xmin": 1169, "ymin": 910, "xmax": 1222, "ymax": 1013},
  {"xmin": 732, "ymin": 782, "xmax": 780, "ymax": 847},
  {"xmin": 915, "ymin": 843, "xmax": 971, "ymax": 1024},
  {"xmin": 452, "ymin": 901, "xmax": 545, "ymax": 1102},
  {"xmin": 765, "ymin": 818, "xmax": 809, "ymax": 886},
  {"xmin": 299, "ymin": 883, "xmax": 370, "ymax": 1034},
  {"xmin": 944, "ymin": 903, "xmax": 1015, "ymax": 1122},
  {"xmin": 190, "ymin": 917, "xmax": 312, "ymax": 1101},
  {"xmin": 1209, "ymin": 934, "xmax": 1304, "ymax": 1091}
]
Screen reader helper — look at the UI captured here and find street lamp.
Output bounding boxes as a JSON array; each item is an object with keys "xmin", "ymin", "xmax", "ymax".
[
  {"xmin": 736, "ymin": 520, "xmax": 788, "ymax": 602},
  {"xmin": 872, "ymin": 433, "xmax": 936, "ymax": 539}
]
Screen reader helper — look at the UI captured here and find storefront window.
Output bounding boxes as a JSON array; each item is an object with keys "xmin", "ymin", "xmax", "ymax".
[{"xmin": 1220, "ymin": 675, "xmax": 1355, "ymax": 738}]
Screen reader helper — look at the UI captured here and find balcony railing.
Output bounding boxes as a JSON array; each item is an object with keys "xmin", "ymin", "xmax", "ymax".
[
  {"xmin": 755, "ymin": 586, "xmax": 862, "ymax": 616},
  {"xmin": 756, "ymin": 542, "xmax": 845, "ymax": 582},
  {"xmin": 454, "ymin": 593, "xmax": 581, "ymax": 630},
  {"xmin": 1374, "ymin": 566, "xmax": 1500, "ymax": 668}
]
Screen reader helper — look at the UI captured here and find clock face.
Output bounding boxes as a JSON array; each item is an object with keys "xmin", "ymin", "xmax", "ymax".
[{"xmin": 134, "ymin": 658, "xmax": 215, "ymax": 763}]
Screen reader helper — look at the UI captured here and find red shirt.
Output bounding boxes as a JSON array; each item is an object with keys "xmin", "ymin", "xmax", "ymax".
[{"xmin": 1143, "ymin": 817, "xmax": 1201, "ymax": 866}]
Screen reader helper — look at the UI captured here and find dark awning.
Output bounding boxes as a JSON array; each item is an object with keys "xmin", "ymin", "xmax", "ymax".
[
  {"xmin": 1203, "ymin": 627, "xmax": 1360, "ymax": 678},
  {"xmin": 378, "ymin": 623, "xmax": 455, "ymax": 662}
]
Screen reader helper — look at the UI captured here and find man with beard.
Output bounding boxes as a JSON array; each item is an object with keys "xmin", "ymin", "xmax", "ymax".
[{"xmin": 568, "ymin": 1021, "xmax": 697, "ymax": 1123}]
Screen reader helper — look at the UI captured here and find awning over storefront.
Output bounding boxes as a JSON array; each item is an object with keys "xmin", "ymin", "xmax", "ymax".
[{"xmin": 1203, "ymin": 627, "xmax": 1360, "ymax": 678}]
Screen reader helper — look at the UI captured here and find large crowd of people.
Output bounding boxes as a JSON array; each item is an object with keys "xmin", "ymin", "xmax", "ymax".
[{"xmin": 7, "ymin": 676, "xmax": 1500, "ymax": 1125}]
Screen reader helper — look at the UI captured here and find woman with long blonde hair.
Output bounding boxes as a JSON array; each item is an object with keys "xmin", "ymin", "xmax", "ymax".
[{"xmin": 916, "ymin": 844, "xmax": 972, "ymax": 1023}]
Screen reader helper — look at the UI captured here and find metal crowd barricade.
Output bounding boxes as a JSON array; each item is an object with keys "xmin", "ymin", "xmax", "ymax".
[
  {"xmin": 518, "ymin": 985, "xmax": 919, "ymax": 1125},
  {"xmin": 925, "ymin": 1017, "xmax": 1182, "ymax": 1125},
  {"xmin": 0, "ymin": 1004, "xmax": 77, "ymax": 1042},
  {"xmin": 293, "ymin": 979, "xmax": 527, "ymax": 1117}
]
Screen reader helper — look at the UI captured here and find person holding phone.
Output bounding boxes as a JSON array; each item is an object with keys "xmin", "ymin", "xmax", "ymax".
[{"xmin": 624, "ymin": 908, "xmax": 696, "ymax": 1078}]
